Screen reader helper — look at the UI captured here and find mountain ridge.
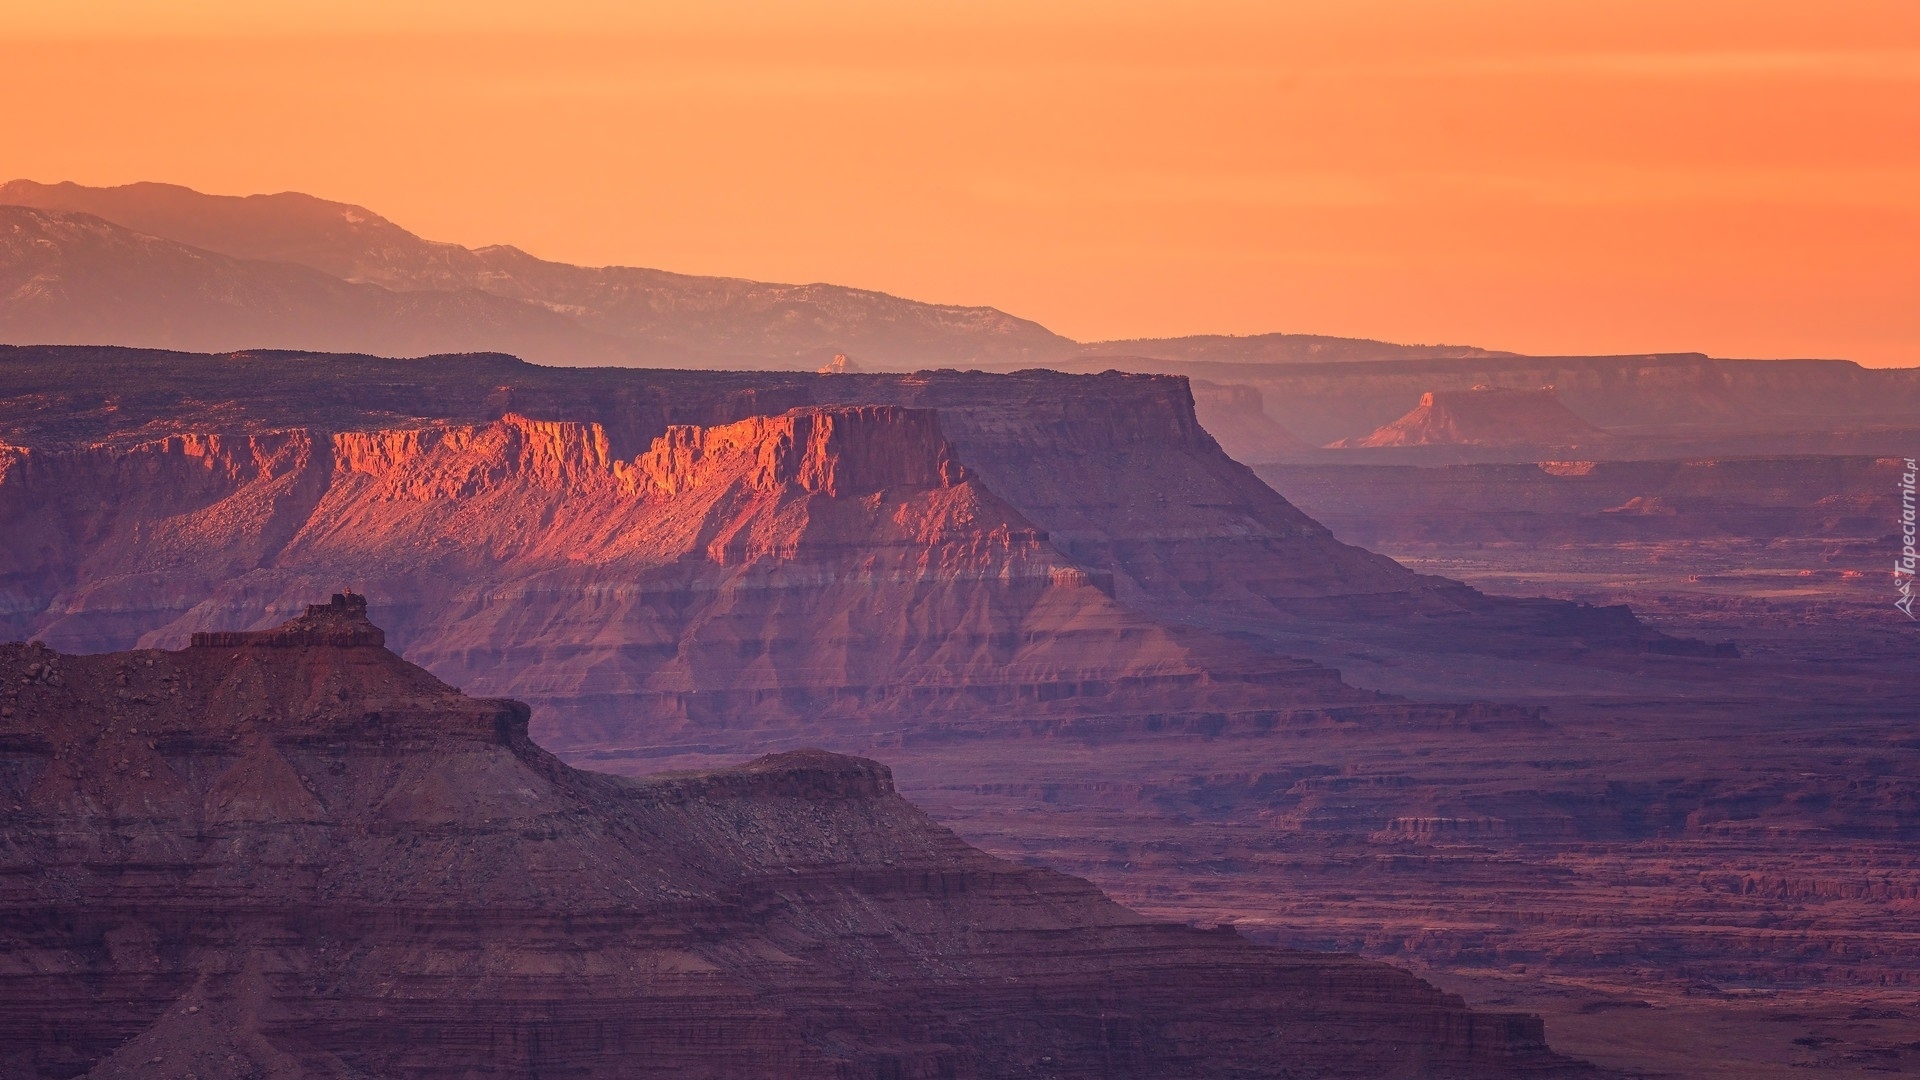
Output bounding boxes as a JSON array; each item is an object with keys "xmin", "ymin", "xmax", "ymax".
[
  {"xmin": 0, "ymin": 179, "xmax": 1540, "ymax": 371},
  {"xmin": 0, "ymin": 205, "xmax": 633, "ymax": 360},
  {"xmin": 0, "ymin": 180, "xmax": 1074, "ymax": 367}
]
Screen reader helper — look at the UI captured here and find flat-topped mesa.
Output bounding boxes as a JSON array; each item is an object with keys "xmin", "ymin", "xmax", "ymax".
[
  {"xmin": 190, "ymin": 592, "xmax": 385, "ymax": 648},
  {"xmin": 629, "ymin": 405, "xmax": 969, "ymax": 497}
]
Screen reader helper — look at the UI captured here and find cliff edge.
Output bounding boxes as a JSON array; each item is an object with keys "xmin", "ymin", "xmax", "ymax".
[{"xmin": 0, "ymin": 601, "xmax": 1597, "ymax": 1079}]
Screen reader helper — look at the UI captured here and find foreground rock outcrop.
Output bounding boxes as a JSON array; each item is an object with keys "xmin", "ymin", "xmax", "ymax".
[{"xmin": 0, "ymin": 596, "xmax": 1592, "ymax": 1079}]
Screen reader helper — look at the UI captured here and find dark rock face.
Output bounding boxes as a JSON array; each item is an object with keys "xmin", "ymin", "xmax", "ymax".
[{"xmin": 0, "ymin": 605, "xmax": 1593, "ymax": 1079}]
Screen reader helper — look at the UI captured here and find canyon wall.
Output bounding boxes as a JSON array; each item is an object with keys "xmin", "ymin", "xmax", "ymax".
[
  {"xmin": 0, "ymin": 343, "xmax": 1689, "ymax": 687},
  {"xmin": 0, "ymin": 599, "xmax": 1590, "ymax": 1079},
  {"xmin": 18, "ymin": 347, "xmax": 1908, "ymax": 1080},
  {"xmin": 5, "ymin": 401, "xmax": 1427, "ymax": 758}
]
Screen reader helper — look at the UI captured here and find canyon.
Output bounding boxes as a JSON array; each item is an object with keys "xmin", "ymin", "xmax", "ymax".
[
  {"xmin": 0, "ymin": 345, "xmax": 1687, "ymax": 673},
  {"xmin": 1257, "ymin": 454, "xmax": 1906, "ymax": 671},
  {"xmin": 0, "ymin": 595, "xmax": 1593, "ymax": 1079},
  {"xmin": 4, "ymin": 344, "xmax": 1916, "ymax": 1077},
  {"xmin": 4, "ymin": 172, "xmax": 1919, "ymax": 1077},
  {"xmin": 0, "ymin": 357, "xmax": 1563, "ymax": 754},
  {"xmin": 12, "ymin": 177, "xmax": 1920, "ymax": 466},
  {"xmin": 894, "ymin": 445, "xmax": 1920, "ymax": 1080}
]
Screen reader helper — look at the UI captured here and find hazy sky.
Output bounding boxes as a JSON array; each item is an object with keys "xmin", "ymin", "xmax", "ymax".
[{"xmin": 3, "ymin": 0, "xmax": 1917, "ymax": 364}]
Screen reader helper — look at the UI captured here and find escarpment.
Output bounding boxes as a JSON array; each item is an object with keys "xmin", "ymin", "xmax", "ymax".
[
  {"xmin": 9, "ymin": 400, "xmax": 1477, "ymax": 756},
  {"xmin": 0, "ymin": 347, "xmax": 1698, "ymax": 661},
  {"xmin": 0, "ymin": 601, "xmax": 1593, "ymax": 1079},
  {"xmin": 13, "ymin": 346, "xmax": 1682, "ymax": 759},
  {"xmin": 331, "ymin": 414, "xmax": 615, "ymax": 495},
  {"xmin": 629, "ymin": 406, "xmax": 967, "ymax": 497}
]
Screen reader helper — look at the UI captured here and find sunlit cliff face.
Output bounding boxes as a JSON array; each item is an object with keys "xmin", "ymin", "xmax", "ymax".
[{"xmin": 4, "ymin": 0, "xmax": 1916, "ymax": 364}]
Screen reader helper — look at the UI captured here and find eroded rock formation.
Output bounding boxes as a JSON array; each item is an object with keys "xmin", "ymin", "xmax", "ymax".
[
  {"xmin": 0, "ymin": 599, "xmax": 1593, "ymax": 1079},
  {"xmin": 2, "ymin": 349, "xmax": 1700, "ymax": 757},
  {"xmin": 1333, "ymin": 388, "xmax": 1607, "ymax": 449}
]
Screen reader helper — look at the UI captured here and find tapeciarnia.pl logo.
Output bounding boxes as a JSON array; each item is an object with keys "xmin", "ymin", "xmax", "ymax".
[{"xmin": 1898, "ymin": 457, "xmax": 1917, "ymax": 620}]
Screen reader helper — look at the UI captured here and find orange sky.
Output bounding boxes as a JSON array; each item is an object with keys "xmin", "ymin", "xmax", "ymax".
[{"xmin": 3, "ymin": 1, "xmax": 1917, "ymax": 364}]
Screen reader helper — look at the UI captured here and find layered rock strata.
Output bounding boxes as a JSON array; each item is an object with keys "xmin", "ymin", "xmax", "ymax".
[
  {"xmin": 0, "ymin": 599, "xmax": 1592, "ymax": 1080},
  {"xmin": 0, "ymin": 346, "xmax": 1698, "ymax": 669},
  {"xmin": 3, "ymin": 348, "xmax": 1692, "ymax": 760},
  {"xmin": 8, "ymin": 401, "xmax": 1474, "ymax": 756}
]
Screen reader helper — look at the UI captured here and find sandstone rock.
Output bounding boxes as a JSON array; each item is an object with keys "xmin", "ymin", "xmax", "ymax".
[
  {"xmin": 1333, "ymin": 388, "xmax": 1607, "ymax": 449},
  {"xmin": 0, "ymin": 603, "xmax": 1594, "ymax": 1079},
  {"xmin": 2, "ymin": 358, "xmax": 1618, "ymax": 759},
  {"xmin": 1185, "ymin": 378, "xmax": 1314, "ymax": 463}
]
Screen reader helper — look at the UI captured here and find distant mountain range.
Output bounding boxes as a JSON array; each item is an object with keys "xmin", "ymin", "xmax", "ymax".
[
  {"xmin": 8, "ymin": 179, "xmax": 1913, "ymax": 464},
  {"xmin": 0, "ymin": 180, "xmax": 1076, "ymax": 367},
  {"xmin": 0, "ymin": 179, "xmax": 1498, "ymax": 369},
  {"xmin": 1086, "ymin": 332, "xmax": 1509, "ymax": 364}
]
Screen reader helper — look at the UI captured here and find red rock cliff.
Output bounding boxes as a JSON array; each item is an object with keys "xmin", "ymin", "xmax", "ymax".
[
  {"xmin": 4, "ymin": 403, "xmax": 1442, "ymax": 757},
  {"xmin": 630, "ymin": 406, "xmax": 967, "ymax": 497}
]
